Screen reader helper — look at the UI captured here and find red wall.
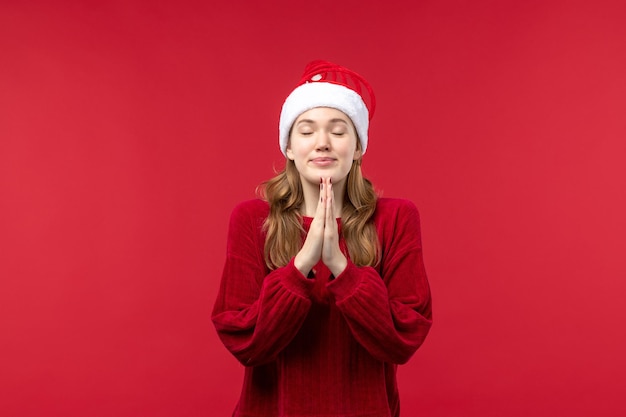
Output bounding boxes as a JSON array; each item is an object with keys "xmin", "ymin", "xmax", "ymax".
[{"xmin": 1, "ymin": 1, "xmax": 625, "ymax": 416}]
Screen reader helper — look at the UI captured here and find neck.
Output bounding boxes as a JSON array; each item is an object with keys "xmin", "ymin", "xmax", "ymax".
[{"xmin": 301, "ymin": 178, "xmax": 345, "ymax": 217}]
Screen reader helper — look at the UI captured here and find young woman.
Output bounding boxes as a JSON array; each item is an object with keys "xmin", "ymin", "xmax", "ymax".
[{"xmin": 212, "ymin": 60, "xmax": 432, "ymax": 417}]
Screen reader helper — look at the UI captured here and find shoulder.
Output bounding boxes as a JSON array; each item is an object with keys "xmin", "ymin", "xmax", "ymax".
[
  {"xmin": 375, "ymin": 197, "xmax": 420, "ymax": 219},
  {"xmin": 229, "ymin": 199, "xmax": 269, "ymax": 225},
  {"xmin": 373, "ymin": 198, "xmax": 423, "ymax": 248},
  {"xmin": 232, "ymin": 198, "xmax": 269, "ymax": 214}
]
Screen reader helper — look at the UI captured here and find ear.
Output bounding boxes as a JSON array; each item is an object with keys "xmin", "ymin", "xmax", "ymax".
[
  {"xmin": 286, "ymin": 146, "xmax": 295, "ymax": 160},
  {"xmin": 352, "ymin": 147, "xmax": 362, "ymax": 161}
]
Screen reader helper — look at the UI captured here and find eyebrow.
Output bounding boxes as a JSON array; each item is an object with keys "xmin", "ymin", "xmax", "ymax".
[{"xmin": 295, "ymin": 118, "xmax": 349, "ymax": 126}]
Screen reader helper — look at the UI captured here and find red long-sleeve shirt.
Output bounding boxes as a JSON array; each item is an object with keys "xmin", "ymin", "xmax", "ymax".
[{"xmin": 212, "ymin": 198, "xmax": 432, "ymax": 417}]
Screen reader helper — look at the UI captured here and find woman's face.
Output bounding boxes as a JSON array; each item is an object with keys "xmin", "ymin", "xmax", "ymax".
[{"xmin": 286, "ymin": 107, "xmax": 362, "ymax": 188}]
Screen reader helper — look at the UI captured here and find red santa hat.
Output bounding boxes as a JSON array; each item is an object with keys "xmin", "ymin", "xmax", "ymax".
[{"xmin": 279, "ymin": 60, "xmax": 376, "ymax": 156}]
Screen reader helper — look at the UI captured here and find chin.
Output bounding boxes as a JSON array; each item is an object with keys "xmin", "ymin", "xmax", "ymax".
[{"xmin": 298, "ymin": 166, "xmax": 349, "ymax": 186}]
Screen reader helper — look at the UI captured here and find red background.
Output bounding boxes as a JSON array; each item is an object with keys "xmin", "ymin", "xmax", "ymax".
[{"xmin": 1, "ymin": 1, "xmax": 625, "ymax": 416}]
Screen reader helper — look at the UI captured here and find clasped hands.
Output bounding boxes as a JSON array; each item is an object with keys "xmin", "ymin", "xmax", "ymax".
[{"xmin": 294, "ymin": 177, "xmax": 347, "ymax": 278}]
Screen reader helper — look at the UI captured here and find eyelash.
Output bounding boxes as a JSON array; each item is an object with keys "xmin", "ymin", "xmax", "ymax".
[{"xmin": 298, "ymin": 131, "xmax": 345, "ymax": 136}]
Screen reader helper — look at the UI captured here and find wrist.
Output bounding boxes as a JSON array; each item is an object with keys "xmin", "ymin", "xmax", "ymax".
[
  {"xmin": 327, "ymin": 255, "xmax": 348, "ymax": 278},
  {"xmin": 294, "ymin": 253, "xmax": 314, "ymax": 277}
]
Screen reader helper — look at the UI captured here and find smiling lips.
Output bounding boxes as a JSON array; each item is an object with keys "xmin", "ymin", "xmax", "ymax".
[{"xmin": 310, "ymin": 157, "xmax": 337, "ymax": 167}]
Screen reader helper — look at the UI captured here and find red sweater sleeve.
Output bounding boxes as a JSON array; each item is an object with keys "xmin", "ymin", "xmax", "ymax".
[
  {"xmin": 326, "ymin": 199, "xmax": 433, "ymax": 364},
  {"xmin": 211, "ymin": 201, "xmax": 314, "ymax": 367}
]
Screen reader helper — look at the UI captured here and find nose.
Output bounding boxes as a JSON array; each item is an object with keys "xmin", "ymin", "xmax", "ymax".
[{"xmin": 315, "ymin": 131, "xmax": 330, "ymax": 151}]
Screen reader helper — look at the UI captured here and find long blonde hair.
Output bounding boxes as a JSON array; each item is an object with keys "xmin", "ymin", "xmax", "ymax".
[{"xmin": 258, "ymin": 155, "xmax": 379, "ymax": 270}]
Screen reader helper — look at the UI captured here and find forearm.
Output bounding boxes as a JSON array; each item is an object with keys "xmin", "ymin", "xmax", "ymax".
[
  {"xmin": 213, "ymin": 259, "xmax": 314, "ymax": 366},
  {"xmin": 327, "ymin": 260, "xmax": 432, "ymax": 364}
]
